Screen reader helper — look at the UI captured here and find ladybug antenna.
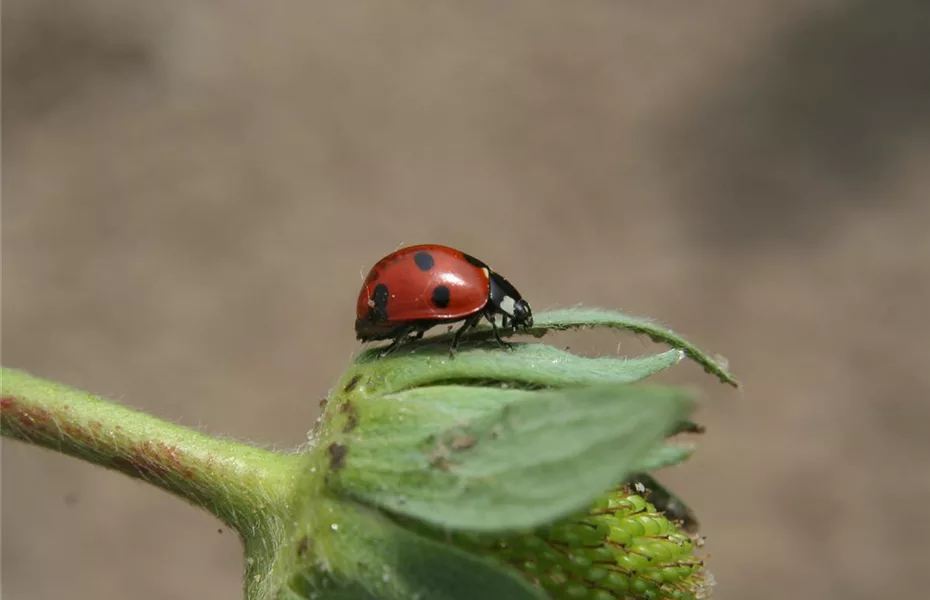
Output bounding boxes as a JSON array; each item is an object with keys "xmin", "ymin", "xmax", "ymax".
[{"xmin": 392, "ymin": 241, "xmax": 406, "ymax": 252}]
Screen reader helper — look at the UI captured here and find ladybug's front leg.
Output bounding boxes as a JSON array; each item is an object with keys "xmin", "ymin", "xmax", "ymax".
[{"xmin": 484, "ymin": 311, "xmax": 515, "ymax": 352}]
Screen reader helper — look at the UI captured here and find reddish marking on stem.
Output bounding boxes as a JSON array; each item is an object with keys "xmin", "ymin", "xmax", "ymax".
[
  {"xmin": 17, "ymin": 405, "xmax": 54, "ymax": 430},
  {"xmin": 111, "ymin": 441, "xmax": 194, "ymax": 481},
  {"xmin": 1, "ymin": 396, "xmax": 102, "ymax": 448},
  {"xmin": 2, "ymin": 396, "xmax": 196, "ymax": 484},
  {"xmin": 3, "ymin": 401, "xmax": 92, "ymax": 454},
  {"xmin": 62, "ymin": 422, "xmax": 90, "ymax": 442},
  {"xmin": 110, "ymin": 456, "xmax": 142, "ymax": 478}
]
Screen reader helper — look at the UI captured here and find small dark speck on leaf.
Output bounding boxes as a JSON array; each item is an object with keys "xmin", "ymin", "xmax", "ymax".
[
  {"xmin": 450, "ymin": 434, "xmax": 477, "ymax": 451},
  {"xmin": 327, "ymin": 443, "xmax": 348, "ymax": 470},
  {"xmin": 344, "ymin": 374, "xmax": 362, "ymax": 392},
  {"xmin": 343, "ymin": 414, "xmax": 358, "ymax": 433},
  {"xmin": 297, "ymin": 536, "xmax": 311, "ymax": 557},
  {"xmin": 430, "ymin": 456, "xmax": 451, "ymax": 471}
]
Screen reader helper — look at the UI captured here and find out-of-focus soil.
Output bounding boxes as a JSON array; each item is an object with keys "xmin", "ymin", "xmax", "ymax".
[{"xmin": 3, "ymin": 1, "xmax": 929, "ymax": 599}]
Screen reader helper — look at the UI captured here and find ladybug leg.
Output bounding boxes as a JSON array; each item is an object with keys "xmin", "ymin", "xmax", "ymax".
[
  {"xmin": 379, "ymin": 325, "xmax": 417, "ymax": 357},
  {"xmin": 485, "ymin": 311, "xmax": 515, "ymax": 351},
  {"xmin": 449, "ymin": 315, "xmax": 482, "ymax": 357}
]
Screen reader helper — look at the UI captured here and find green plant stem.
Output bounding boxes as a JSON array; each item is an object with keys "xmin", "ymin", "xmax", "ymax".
[{"xmin": 1, "ymin": 367, "xmax": 304, "ymax": 537}]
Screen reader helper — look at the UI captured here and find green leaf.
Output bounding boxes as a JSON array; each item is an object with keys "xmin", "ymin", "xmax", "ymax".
[
  {"xmin": 282, "ymin": 498, "xmax": 545, "ymax": 600},
  {"xmin": 349, "ymin": 344, "xmax": 683, "ymax": 395},
  {"xmin": 343, "ymin": 386, "xmax": 520, "ymax": 440},
  {"xmin": 331, "ymin": 384, "xmax": 695, "ymax": 533},
  {"xmin": 631, "ymin": 442, "xmax": 695, "ymax": 472},
  {"xmin": 358, "ymin": 307, "xmax": 738, "ymax": 388},
  {"xmin": 342, "ymin": 387, "xmax": 694, "ymax": 456},
  {"xmin": 531, "ymin": 307, "xmax": 738, "ymax": 388}
]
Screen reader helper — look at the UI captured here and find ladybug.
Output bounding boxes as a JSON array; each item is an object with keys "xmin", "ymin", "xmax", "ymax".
[{"xmin": 355, "ymin": 244, "xmax": 533, "ymax": 355}]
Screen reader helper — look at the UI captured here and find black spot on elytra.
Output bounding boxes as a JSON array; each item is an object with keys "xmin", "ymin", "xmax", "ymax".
[
  {"xmin": 327, "ymin": 443, "xmax": 348, "ymax": 470},
  {"xmin": 462, "ymin": 253, "xmax": 487, "ymax": 269},
  {"xmin": 414, "ymin": 251, "xmax": 435, "ymax": 271},
  {"xmin": 431, "ymin": 285, "xmax": 451, "ymax": 308},
  {"xmin": 369, "ymin": 283, "xmax": 390, "ymax": 320},
  {"xmin": 372, "ymin": 284, "xmax": 389, "ymax": 309},
  {"xmin": 343, "ymin": 374, "xmax": 362, "ymax": 392}
]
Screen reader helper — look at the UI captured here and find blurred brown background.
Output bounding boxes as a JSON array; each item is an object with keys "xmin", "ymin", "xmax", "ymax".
[{"xmin": 3, "ymin": 1, "xmax": 929, "ymax": 599}]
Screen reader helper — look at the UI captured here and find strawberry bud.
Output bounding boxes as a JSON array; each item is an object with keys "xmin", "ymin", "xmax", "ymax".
[{"xmin": 456, "ymin": 484, "xmax": 713, "ymax": 600}]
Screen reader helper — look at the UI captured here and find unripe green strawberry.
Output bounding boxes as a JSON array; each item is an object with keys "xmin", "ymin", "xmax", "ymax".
[{"xmin": 457, "ymin": 484, "xmax": 713, "ymax": 600}]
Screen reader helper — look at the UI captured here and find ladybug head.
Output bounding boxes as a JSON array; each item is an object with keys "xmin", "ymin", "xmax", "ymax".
[
  {"xmin": 488, "ymin": 272, "xmax": 533, "ymax": 331},
  {"xmin": 509, "ymin": 297, "xmax": 533, "ymax": 330}
]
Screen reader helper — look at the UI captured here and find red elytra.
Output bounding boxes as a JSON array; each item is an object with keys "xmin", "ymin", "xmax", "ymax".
[{"xmin": 355, "ymin": 244, "xmax": 533, "ymax": 356}]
